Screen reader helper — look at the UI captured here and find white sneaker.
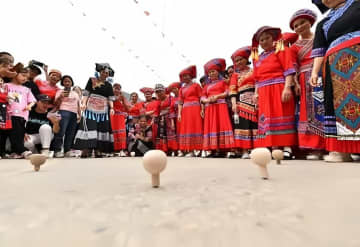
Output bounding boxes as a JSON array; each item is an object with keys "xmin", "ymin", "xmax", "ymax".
[
  {"xmin": 351, "ymin": 154, "xmax": 360, "ymax": 161},
  {"xmin": 177, "ymin": 151, "xmax": 184, "ymax": 157},
  {"xmin": 306, "ymin": 154, "xmax": 321, "ymax": 160},
  {"xmin": 194, "ymin": 150, "xmax": 200, "ymax": 157},
  {"xmin": 226, "ymin": 152, "xmax": 235, "ymax": 158},
  {"xmin": 120, "ymin": 150, "xmax": 127, "ymax": 157},
  {"xmin": 55, "ymin": 151, "xmax": 64, "ymax": 158},
  {"xmin": 324, "ymin": 152, "xmax": 353, "ymax": 163},
  {"xmin": 241, "ymin": 152, "xmax": 250, "ymax": 159},
  {"xmin": 22, "ymin": 151, "xmax": 33, "ymax": 159},
  {"xmin": 185, "ymin": 152, "xmax": 194, "ymax": 157},
  {"xmin": 64, "ymin": 151, "xmax": 74, "ymax": 158},
  {"xmin": 130, "ymin": 151, "xmax": 136, "ymax": 157}
]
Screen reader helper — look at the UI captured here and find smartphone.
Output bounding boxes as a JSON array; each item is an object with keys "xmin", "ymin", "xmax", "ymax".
[{"xmin": 64, "ymin": 87, "xmax": 71, "ymax": 97}]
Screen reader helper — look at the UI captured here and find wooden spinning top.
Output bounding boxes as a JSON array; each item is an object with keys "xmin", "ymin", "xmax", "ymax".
[
  {"xmin": 272, "ymin": 149, "xmax": 284, "ymax": 165},
  {"xmin": 250, "ymin": 148, "xmax": 271, "ymax": 180},
  {"xmin": 143, "ymin": 150, "xmax": 167, "ymax": 188},
  {"xmin": 29, "ymin": 154, "xmax": 47, "ymax": 172}
]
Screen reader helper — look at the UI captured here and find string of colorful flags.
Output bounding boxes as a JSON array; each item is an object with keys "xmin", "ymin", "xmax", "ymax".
[
  {"xmin": 131, "ymin": 0, "xmax": 192, "ymax": 64},
  {"xmin": 66, "ymin": 0, "xmax": 166, "ymax": 81}
]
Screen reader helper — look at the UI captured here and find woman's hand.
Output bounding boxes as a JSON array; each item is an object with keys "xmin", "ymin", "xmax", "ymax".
[
  {"xmin": 200, "ymin": 109, "xmax": 204, "ymax": 118},
  {"xmin": 252, "ymin": 93, "xmax": 258, "ymax": 105},
  {"xmin": 310, "ymin": 72, "xmax": 319, "ymax": 87},
  {"xmin": 80, "ymin": 103, "xmax": 86, "ymax": 111},
  {"xmin": 110, "ymin": 108, "xmax": 115, "ymax": 115},
  {"xmin": 177, "ymin": 113, "xmax": 181, "ymax": 121},
  {"xmin": 281, "ymin": 87, "xmax": 293, "ymax": 103}
]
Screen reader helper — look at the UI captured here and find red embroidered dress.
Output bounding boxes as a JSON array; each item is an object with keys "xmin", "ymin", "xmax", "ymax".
[
  {"xmin": 291, "ymin": 39, "xmax": 325, "ymax": 150},
  {"xmin": 253, "ymin": 48, "xmax": 297, "ymax": 147},
  {"xmin": 229, "ymin": 67, "xmax": 257, "ymax": 149},
  {"xmin": 111, "ymin": 98, "xmax": 128, "ymax": 151},
  {"xmin": 178, "ymin": 83, "xmax": 203, "ymax": 150},
  {"xmin": 202, "ymin": 80, "xmax": 234, "ymax": 150}
]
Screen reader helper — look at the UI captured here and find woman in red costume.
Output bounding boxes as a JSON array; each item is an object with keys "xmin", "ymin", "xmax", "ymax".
[
  {"xmin": 202, "ymin": 59, "xmax": 234, "ymax": 156},
  {"xmin": 177, "ymin": 65, "xmax": 204, "ymax": 157},
  {"xmin": 251, "ymin": 26, "xmax": 297, "ymax": 157},
  {"xmin": 289, "ymin": 9, "xmax": 325, "ymax": 160},
  {"xmin": 167, "ymin": 82, "xmax": 182, "ymax": 156},
  {"xmin": 110, "ymin": 83, "xmax": 129, "ymax": 157},
  {"xmin": 229, "ymin": 46, "xmax": 257, "ymax": 159},
  {"xmin": 128, "ymin": 92, "xmax": 142, "ymax": 119},
  {"xmin": 154, "ymin": 84, "xmax": 177, "ymax": 153}
]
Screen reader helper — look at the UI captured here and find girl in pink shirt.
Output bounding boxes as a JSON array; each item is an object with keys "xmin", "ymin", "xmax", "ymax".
[{"xmin": 7, "ymin": 63, "xmax": 36, "ymax": 158}]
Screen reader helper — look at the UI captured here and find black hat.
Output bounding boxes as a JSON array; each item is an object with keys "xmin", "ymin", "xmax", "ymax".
[
  {"xmin": 27, "ymin": 64, "xmax": 42, "ymax": 75},
  {"xmin": 95, "ymin": 63, "xmax": 115, "ymax": 77},
  {"xmin": 37, "ymin": 94, "xmax": 51, "ymax": 102}
]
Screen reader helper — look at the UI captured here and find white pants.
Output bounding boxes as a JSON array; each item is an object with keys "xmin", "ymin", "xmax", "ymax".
[{"xmin": 24, "ymin": 125, "xmax": 54, "ymax": 153}]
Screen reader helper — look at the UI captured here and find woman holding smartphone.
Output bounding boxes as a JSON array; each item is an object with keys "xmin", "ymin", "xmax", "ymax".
[{"xmin": 52, "ymin": 75, "xmax": 81, "ymax": 158}]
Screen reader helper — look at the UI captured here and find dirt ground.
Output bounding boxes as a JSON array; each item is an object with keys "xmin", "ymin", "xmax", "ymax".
[{"xmin": 0, "ymin": 157, "xmax": 359, "ymax": 247}]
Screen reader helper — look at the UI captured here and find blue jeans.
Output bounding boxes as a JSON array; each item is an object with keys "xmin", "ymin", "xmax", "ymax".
[{"xmin": 52, "ymin": 110, "xmax": 78, "ymax": 153}]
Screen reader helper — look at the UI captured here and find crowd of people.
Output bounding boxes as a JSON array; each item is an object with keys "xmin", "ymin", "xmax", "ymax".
[{"xmin": 1, "ymin": 0, "xmax": 359, "ymax": 162}]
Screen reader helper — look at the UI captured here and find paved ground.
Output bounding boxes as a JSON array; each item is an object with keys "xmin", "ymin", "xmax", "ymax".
[{"xmin": 0, "ymin": 157, "xmax": 360, "ymax": 247}]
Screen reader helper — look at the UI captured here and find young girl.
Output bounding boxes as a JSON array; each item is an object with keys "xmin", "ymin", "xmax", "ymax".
[
  {"xmin": 7, "ymin": 63, "xmax": 36, "ymax": 158},
  {"xmin": 289, "ymin": 9, "xmax": 325, "ymax": 160},
  {"xmin": 52, "ymin": 75, "xmax": 81, "ymax": 157}
]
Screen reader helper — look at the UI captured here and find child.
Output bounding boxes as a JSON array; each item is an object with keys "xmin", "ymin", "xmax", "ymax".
[{"xmin": 7, "ymin": 63, "xmax": 36, "ymax": 158}]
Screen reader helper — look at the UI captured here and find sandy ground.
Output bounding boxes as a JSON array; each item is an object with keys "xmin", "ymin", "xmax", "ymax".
[{"xmin": 0, "ymin": 157, "xmax": 360, "ymax": 247}]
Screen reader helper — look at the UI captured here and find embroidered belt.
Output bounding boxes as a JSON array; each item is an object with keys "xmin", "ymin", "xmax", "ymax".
[{"xmin": 256, "ymin": 77, "xmax": 285, "ymax": 89}]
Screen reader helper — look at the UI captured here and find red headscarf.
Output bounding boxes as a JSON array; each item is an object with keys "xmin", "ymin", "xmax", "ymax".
[
  {"xmin": 231, "ymin": 46, "xmax": 252, "ymax": 62},
  {"xmin": 204, "ymin": 58, "xmax": 226, "ymax": 75},
  {"xmin": 140, "ymin": 87, "xmax": 154, "ymax": 95},
  {"xmin": 179, "ymin": 65, "xmax": 197, "ymax": 81}
]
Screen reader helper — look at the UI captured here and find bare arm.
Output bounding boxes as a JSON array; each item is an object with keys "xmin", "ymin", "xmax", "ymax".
[
  {"xmin": 310, "ymin": 57, "xmax": 324, "ymax": 86},
  {"xmin": 178, "ymin": 104, "xmax": 183, "ymax": 121}
]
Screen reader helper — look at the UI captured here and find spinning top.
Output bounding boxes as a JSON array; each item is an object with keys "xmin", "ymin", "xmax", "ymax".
[
  {"xmin": 29, "ymin": 154, "xmax": 47, "ymax": 172},
  {"xmin": 272, "ymin": 149, "xmax": 284, "ymax": 165},
  {"xmin": 250, "ymin": 148, "xmax": 271, "ymax": 180},
  {"xmin": 142, "ymin": 150, "xmax": 167, "ymax": 188}
]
